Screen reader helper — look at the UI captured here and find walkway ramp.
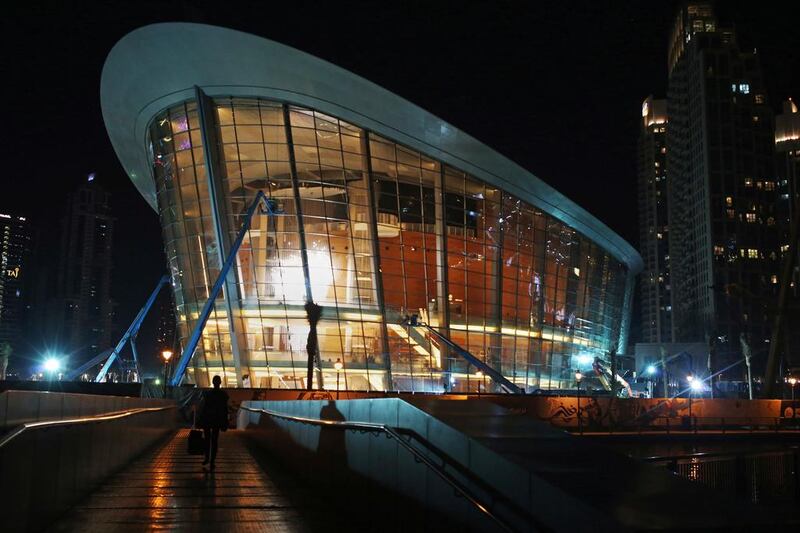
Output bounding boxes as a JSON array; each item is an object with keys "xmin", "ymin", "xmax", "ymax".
[{"xmin": 49, "ymin": 429, "xmax": 443, "ymax": 532}]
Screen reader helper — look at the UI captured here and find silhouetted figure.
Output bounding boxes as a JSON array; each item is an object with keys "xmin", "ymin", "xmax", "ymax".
[
  {"xmin": 198, "ymin": 375, "xmax": 229, "ymax": 470},
  {"xmin": 318, "ymin": 400, "xmax": 348, "ymax": 469}
]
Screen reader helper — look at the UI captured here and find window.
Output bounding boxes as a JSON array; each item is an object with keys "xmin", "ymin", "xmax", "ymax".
[
  {"xmin": 748, "ymin": 249, "xmax": 759, "ymax": 259},
  {"xmin": 755, "ymin": 94, "xmax": 765, "ymax": 104},
  {"xmin": 771, "ymin": 275, "xmax": 778, "ymax": 284},
  {"xmin": 727, "ymin": 209, "xmax": 735, "ymax": 219},
  {"xmin": 781, "ymin": 244, "xmax": 790, "ymax": 253},
  {"xmin": 714, "ymin": 245, "xmax": 724, "ymax": 256},
  {"xmin": 764, "ymin": 181, "xmax": 775, "ymax": 191},
  {"xmin": 746, "ymin": 213, "xmax": 756, "ymax": 223},
  {"xmin": 725, "ymin": 196, "xmax": 733, "ymax": 207},
  {"xmin": 756, "ymin": 181, "xmax": 763, "ymax": 189},
  {"xmin": 744, "ymin": 178, "xmax": 753, "ymax": 187},
  {"xmin": 739, "ymin": 83, "xmax": 750, "ymax": 94}
]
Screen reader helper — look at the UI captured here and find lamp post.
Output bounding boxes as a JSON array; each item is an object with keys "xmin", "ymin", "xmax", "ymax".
[
  {"xmin": 43, "ymin": 357, "xmax": 61, "ymax": 382},
  {"xmin": 161, "ymin": 350, "xmax": 173, "ymax": 399},
  {"xmin": 789, "ymin": 377, "xmax": 798, "ymax": 421},
  {"xmin": 334, "ymin": 358, "xmax": 343, "ymax": 400},
  {"xmin": 476, "ymin": 370, "xmax": 484, "ymax": 396},
  {"xmin": 686, "ymin": 374, "xmax": 695, "ymax": 420},
  {"xmin": 575, "ymin": 370, "xmax": 583, "ymax": 434}
]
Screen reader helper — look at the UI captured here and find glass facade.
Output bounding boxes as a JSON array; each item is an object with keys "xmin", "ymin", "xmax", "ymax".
[{"xmin": 148, "ymin": 96, "xmax": 629, "ymax": 391}]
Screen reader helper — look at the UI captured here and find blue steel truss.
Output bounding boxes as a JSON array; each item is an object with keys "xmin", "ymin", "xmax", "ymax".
[
  {"xmin": 170, "ymin": 192, "xmax": 280, "ymax": 386},
  {"xmin": 92, "ymin": 275, "xmax": 170, "ymax": 382}
]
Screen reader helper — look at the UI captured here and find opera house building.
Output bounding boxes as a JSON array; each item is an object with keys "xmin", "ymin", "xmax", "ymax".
[{"xmin": 101, "ymin": 24, "xmax": 642, "ymax": 391}]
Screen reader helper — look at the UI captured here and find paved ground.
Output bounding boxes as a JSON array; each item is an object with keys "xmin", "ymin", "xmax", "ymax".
[{"xmin": 49, "ymin": 429, "xmax": 316, "ymax": 532}]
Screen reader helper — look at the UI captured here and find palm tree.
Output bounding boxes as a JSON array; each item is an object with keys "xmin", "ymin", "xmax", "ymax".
[{"xmin": 304, "ymin": 301, "xmax": 323, "ymax": 390}]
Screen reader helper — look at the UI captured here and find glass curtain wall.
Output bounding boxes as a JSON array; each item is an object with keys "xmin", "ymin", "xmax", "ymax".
[{"xmin": 148, "ymin": 97, "xmax": 629, "ymax": 391}]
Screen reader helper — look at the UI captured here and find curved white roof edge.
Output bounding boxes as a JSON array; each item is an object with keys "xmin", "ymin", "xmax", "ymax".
[{"xmin": 101, "ymin": 23, "xmax": 642, "ymax": 273}]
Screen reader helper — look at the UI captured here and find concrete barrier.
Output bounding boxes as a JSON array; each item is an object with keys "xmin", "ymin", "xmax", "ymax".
[
  {"xmin": 0, "ymin": 400, "xmax": 178, "ymax": 532},
  {"xmin": 238, "ymin": 398, "xmax": 594, "ymax": 532},
  {"xmin": 0, "ymin": 390, "xmax": 172, "ymax": 432}
]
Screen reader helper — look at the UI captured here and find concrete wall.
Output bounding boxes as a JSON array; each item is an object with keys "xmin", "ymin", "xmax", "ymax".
[
  {"xmin": 0, "ymin": 399, "xmax": 177, "ymax": 532},
  {"xmin": 239, "ymin": 398, "xmax": 589, "ymax": 532},
  {"xmin": 0, "ymin": 390, "xmax": 171, "ymax": 431}
]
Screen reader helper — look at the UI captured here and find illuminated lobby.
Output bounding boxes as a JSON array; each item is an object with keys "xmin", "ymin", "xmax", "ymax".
[{"xmin": 102, "ymin": 23, "xmax": 642, "ymax": 392}]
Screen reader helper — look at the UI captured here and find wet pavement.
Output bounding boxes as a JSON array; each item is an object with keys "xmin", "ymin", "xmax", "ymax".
[{"xmin": 48, "ymin": 429, "xmax": 312, "ymax": 532}]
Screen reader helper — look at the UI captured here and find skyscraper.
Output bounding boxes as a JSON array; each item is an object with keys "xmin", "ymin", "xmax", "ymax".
[
  {"xmin": 666, "ymin": 3, "xmax": 782, "ymax": 376},
  {"xmin": 49, "ymin": 175, "xmax": 115, "ymax": 369},
  {"xmin": 0, "ymin": 212, "xmax": 31, "ymax": 373},
  {"xmin": 775, "ymin": 99, "xmax": 800, "ymax": 222},
  {"xmin": 774, "ymin": 98, "xmax": 800, "ymax": 370},
  {"xmin": 637, "ymin": 97, "xmax": 671, "ymax": 343}
]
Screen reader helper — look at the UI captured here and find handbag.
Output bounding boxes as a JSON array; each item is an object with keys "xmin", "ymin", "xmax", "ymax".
[{"xmin": 187, "ymin": 409, "xmax": 205, "ymax": 455}]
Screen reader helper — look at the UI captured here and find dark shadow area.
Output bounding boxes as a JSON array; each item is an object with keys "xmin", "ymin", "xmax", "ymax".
[
  {"xmin": 241, "ymin": 415, "xmax": 487, "ymax": 532},
  {"xmin": 317, "ymin": 401, "xmax": 347, "ymax": 468}
]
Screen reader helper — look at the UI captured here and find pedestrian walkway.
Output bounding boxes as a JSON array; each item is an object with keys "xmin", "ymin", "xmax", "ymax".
[{"xmin": 48, "ymin": 429, "xmax": 312, "ymax": 532}]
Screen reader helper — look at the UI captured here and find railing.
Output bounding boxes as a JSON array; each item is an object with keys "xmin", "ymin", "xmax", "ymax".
[
  {"xmin": 0, "ymin": 404, "xmax": 177, "ymax": 533},
  {"xmin": 568, "ymin": 413, "xmax": 800, "ymax": 435},
  {"xmin": 643, "ymin": 446, "xmax": 800, "ymax": 504},
  {"xmin": 240, "ymin": 405, "xmax": 538, "ymax": 532},
  {"xmin": 0, "ymin": 405, "xmax": 176, "ymax": 448}
]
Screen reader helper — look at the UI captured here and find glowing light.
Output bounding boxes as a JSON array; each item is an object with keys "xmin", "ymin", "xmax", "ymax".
[
  {"xmin": 690, "ymin": 379, "xmax": 703, "ymax": 392},
  {"xmin": 646, "ymin": 365, "xmax": 656, "ymax": 375},
  {"xmin": 575, "ymin": 353, "xmax": 594, "ymax": 366},
  {"xmin": 43, "ymin": 358, "xmax": 61, "ymax": 372}
]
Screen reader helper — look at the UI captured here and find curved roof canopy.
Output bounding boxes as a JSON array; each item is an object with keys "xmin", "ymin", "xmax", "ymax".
[{"xmin": 101, "ymin": 23, "xmax": 642, "ymax": 273}]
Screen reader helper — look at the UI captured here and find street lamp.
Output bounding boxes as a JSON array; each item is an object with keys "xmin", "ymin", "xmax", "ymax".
[
  {"xmin": 575, "ymin": 370, "xmax": 583, "ymax": 434},
  {"xmin": 43, "ymin": 357, "xmax": 61, "ymax": 381},
  {"xmin": 476, "ymin": 370, "xmax": 484, "ymax": 396},
  {"xmin": 334, "ymin": 358, "xmax": 343, "ymax": 400},
  {"xmin": 161, "ymin": 350, "xmax": 173, "ymax": 398},
  {"xmin": 789, "ymin": 377, "xmax": 798, "ymax": 421},
  {"xmin": 686, "ymin": 374, "xmax": 696, "ymax": 420}
]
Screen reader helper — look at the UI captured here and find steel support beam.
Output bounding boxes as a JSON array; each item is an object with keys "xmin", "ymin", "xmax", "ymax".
[{"xmin": 171, "ymin": 192, "xmax": 279, "ymax": 386}]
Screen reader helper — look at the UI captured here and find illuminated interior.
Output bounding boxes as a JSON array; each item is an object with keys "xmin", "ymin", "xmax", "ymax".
[{"xmin": 149, "ymin": 98, "xmax": 629, "ymax": 391}]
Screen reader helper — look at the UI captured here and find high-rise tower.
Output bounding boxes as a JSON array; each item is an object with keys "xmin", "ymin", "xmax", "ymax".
[
  {"xmin": 666, "ymin": 3, "xmax": 781, "ymax": 375},
  {"xmin": 50, "ymin": 175, "xmax": 115, "ymax": 368},
  {"xmin": 637, "ymin": 97, "xmax": 671, "ymax": 343},
  {"xmin": 0, "ymin": 212, "xmax": 31, "ymax": 374}
]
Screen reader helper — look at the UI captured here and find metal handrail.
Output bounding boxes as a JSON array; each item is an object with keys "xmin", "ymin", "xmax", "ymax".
[
  {"xmin": 643, "ymin": 445, "xmax": 800, "ymax": 463},
  {"xmin": 240, "ymin": 405, "xmax": 537, "ymax": 532},
  {"xmin": 0, "ymin": 405, "xmax": 176, "ymax": 449}
]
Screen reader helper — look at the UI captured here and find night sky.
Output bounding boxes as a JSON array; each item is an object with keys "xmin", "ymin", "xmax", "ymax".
[{"xmin": 3, "ymin": 1, "xmax": 798, "ymax": 374}]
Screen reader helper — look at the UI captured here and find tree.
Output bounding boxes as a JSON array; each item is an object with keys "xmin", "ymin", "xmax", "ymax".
[{"xmin": 304, "ymin": 301, "xmax": 323, "ymax": 390}]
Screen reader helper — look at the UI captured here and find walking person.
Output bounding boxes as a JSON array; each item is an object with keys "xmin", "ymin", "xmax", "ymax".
[{"xmin": 198, "ymin": 375, "xmax": 229, "ymax": 470}]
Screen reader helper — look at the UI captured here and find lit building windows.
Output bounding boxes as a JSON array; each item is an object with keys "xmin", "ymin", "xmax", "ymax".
[
  {"xmin": 726, "ymin": 208, "xmax": 735, "ymax": 219},
  {"xmin": 764, "ymin": 181, "xmax": 775, "ymax": 191},
  {"xmin": 146, "ymin": 96, "xmax": 632, "ymax": 391},
  {"xmin": 713, "ymin": 245, "xmax": 724, "ymax": 256},
  {"xmin": 725, "ymin": 196, "xmax": 733, "ymax": 207},
  {"xmin": 744, "ymin": 178, "xmax": 753, "ymax": 187},
  {"xmin": 748, "ymin": 249, "xmax": 759, "ymax": 259},
  {"xmin": 771, "ymin": 275, "xmax": 778, "ymax": 284},
  {"xmin": 739, "ymin": 83, "xmax": 750, "ymax": 94},
  {"xmin": 754, "ymin": 94, "xmax": 764, "ymax": 104},
  {"xmin": 746, "ymin": 213, "xmax": 756, "ymax": 223}
]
